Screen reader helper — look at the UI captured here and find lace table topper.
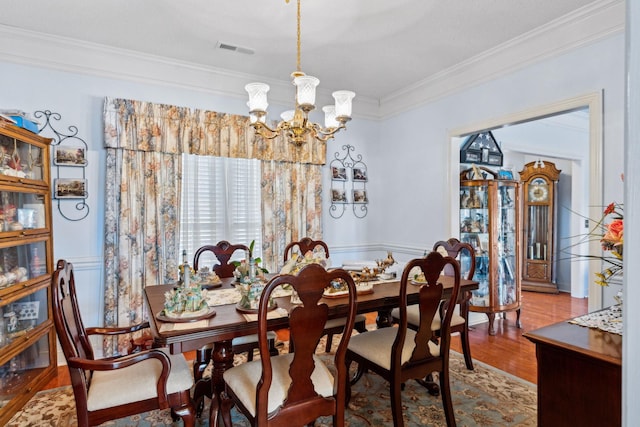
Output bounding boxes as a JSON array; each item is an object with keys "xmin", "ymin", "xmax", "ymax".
[{"xmin": 568, "ymin": 305, "xmax": 623, "ymax": 335}]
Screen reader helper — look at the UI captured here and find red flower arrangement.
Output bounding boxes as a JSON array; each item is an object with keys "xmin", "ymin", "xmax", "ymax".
[{"xmin": 592, "ymin": 202, "xmax": 623, "ymax": 286}]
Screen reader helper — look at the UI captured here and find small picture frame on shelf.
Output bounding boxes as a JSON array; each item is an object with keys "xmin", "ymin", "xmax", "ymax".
[
  {"xmin": 54, "ymin": 178, "xmax": 88, "ymax": 199},
  {"xmin": 331, "ymin": 189, "xmax": 347, "ymax": 203},
  {"xmin": 353, "ymin": 189, "xmax": 368, "ymax": 203},
  {"xmin": 353, "ymin": 168, "xmax": 367, "ymax": 182},
  {"xmin": 53, "ymin": 146, "xmax": 88, "ymax": 166},
  {"xmin": 331, "ymin": 166, "xmax": 347, "ymax": 181}
]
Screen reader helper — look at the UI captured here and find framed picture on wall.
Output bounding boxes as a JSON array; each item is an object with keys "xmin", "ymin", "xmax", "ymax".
[
  {"xmin": 353, "ymin": 168, "xmax": 367, "ymax": 182},
  {"xmin": 331, "ymin": 189, "xmax": 347, "ymax": 203},
  {"xmin": 331, "ymin": 166, "xmax": 347, "ymax": 181},
  {"xmin": 353, "ymin": 189, "xmax": 368, "ymax": 203},
  {"xmin": 53, "ymin": 146, "xmax": 88, "ymax": 166},
  {"xmin": 54, "ymin": 178, "xmax": 88, "ymax": 199}
]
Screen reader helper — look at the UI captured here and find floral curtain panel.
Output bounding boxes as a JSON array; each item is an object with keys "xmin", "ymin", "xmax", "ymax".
[
  {"xmin": 102, "ymin": 97, "xmax": 324, "ymax": 356},
  {"xmin": 261, "ymin": 159, "xmax": 324, "ymax": 272},
  {"xmin": 102, "ymin": 148, "xmax": 181, "ymax": 356}
]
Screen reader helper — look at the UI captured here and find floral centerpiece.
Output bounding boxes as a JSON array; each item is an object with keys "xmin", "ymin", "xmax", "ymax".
[
  {"xmin": 567, "ymin": 197, "xmax": 624, "ymax": 333},
  {"xmin": 232, "ymin": 240, "xmax": 268, "ymax": 283},
  {"xmin": 232, "ymin": 240, "xmax": 272, "ymax": 310},
  {"xmin": 583, "ymin": 201, "xmax": 623, "ymax": 287},
  {"xmin": 163, "ymin": 284, "xmax": 209, "ymax": 318}
]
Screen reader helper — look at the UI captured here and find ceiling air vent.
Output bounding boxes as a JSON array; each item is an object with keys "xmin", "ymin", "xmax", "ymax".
[{"xmin": 216, "ymin": 42, "xmax": 254, "ymax": 55}]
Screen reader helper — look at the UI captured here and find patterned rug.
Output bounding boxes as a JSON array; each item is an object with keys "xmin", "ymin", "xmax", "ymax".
[{"xmin": 8, "ymin": 341, "xmax": 536, "ymax": 426}]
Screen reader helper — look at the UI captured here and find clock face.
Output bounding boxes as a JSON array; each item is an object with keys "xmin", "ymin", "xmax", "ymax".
[{"xmin": 528, "ymin": 178, "xmax": 549, "ymax": 202}]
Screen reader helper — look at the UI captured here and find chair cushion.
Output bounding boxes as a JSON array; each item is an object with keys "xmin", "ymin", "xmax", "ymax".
[
  {"xmin": 430, "ymin": 309, "xmax": 465, "ymax": 330},
  {"xmin": 347, "ymin": 327, "xmax": 440, "ymax": 370},
  {"xmin": 223, "ymin": 352, "xmax": 334, "ymax": 416},
  {"xmin": 324, "ymin": 314, "xmax": 366, "ymax": 329},
  {"xmin": 232, "ymin": 331, "xmax": 277, "ymax": 347},
  {"xmin": 390, "ymin": 306, "xmax": 465, "ymax": 330},
  {"xmin": 87, "ymin": 348, "xmax": 193, "ymax": 411}
]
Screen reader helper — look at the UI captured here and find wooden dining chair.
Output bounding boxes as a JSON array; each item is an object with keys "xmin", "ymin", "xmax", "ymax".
[
  {"xmin": 431, "ymin": 238, "xmax": 476, "ymax": 369},
  {"xmin": 193, "ymin": 240, "xmax": 250, "ymax": 279},
  {"xmin": 283, "ymin": 237, "xmax": 330, "ymax": 262},
  {"xmin": 51, "ymin": 260, "xmax": 195, "ymax": 427},
  {"xmin": 284, "ymin": 237, "xmax": 368, "ymax": 353},
  {"xmin": 346, "ymin": 251, "xmax": 461, "ymax": 427},
  {"xmin": 220, "ymin": 263, "xmax": 358, "ymax": 427},
  {"xmin": 392, "ymin": 238, "xmax": 476, "ymax": 371},
  {"xmin": 192, "ymin": 241, "xmax": 278, "ymax": 381}
]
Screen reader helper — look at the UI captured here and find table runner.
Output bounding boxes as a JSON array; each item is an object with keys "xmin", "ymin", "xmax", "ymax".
[{"xmin": 158, "ymin": 278, "xmax": 397, "ymax": 332}]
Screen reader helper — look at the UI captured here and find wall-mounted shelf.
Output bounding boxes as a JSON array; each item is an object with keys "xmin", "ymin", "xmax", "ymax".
[
  {"xmin": 329, "ymin": 145, "xmax": 367, "ymax": 219},
  {"xmin": 35, "ymin": 110, "xmax": 89, "ymax": 221}
]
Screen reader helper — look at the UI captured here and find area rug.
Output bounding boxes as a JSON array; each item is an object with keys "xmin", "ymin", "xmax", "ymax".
[{"xmin": 8, "ymin": 342, "xmax": 536, "ymax": 426}]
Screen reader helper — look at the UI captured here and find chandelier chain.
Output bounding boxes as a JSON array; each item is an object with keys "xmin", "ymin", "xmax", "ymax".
[{"xmin": 296, "ymin": 0, "xmax": 301, "ymax": 72}]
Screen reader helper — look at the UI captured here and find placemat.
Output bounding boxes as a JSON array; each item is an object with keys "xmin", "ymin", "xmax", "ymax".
[{"xmin": 159, "ymin": 319, "xmax": 209, "ymax": 333}]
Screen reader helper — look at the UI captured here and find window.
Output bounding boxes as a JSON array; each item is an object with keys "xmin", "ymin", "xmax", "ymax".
[{"xmin": 179, "ymin": 155, "xmax": 262, "ymax": 263}]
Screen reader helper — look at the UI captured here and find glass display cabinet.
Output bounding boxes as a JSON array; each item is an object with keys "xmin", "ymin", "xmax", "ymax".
[
  {"xmin": 459, "ymin": 167, "xmax": 521, "ymax": 335},
  {"xmin": 519, "ymin": 161, "xmax": 561, "ymax": 293},
  {"xmin": 0, "ymin": 121, "xmax": 55, "ymax": 424}
]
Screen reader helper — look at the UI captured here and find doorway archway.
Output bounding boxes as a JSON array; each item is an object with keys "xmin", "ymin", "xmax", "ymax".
[{"xmin": 447, "ymin": 92, "xmax": 603, "ymax": 310}]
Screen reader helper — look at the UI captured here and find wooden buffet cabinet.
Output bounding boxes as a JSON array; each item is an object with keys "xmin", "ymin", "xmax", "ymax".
[
  {"xmin": 524, "ymin": 315, "xmax": 621, "ymax": 427},
  {"xmin": 0, "ymin": 121, "xmax": 55, "ymax": 424}
]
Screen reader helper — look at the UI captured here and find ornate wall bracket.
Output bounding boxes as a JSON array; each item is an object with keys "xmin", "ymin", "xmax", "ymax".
[
  {"xmin": 329, "ymin": 144, "xmax": 368, "ymax": 219},
  {"xmin": 35, "ymin": 110, "xmax": 89, "ymax": 221}
]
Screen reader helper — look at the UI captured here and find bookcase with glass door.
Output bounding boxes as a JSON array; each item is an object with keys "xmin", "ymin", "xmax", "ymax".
[
  {"xmin": 459, "ymin": 167, "xmax": 521, "ymax": 335},
  {"xmin": 0, "ymin": 121, "xmax": 55, "ymax": 424}
]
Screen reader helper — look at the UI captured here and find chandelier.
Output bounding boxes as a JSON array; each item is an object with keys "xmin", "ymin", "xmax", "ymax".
[{"xmin": 245, "ymin": 0, "xmax": 355, "ymax": 146}]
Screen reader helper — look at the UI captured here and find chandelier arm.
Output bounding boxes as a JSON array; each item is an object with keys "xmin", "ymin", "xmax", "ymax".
[
  {"xmin": 251, "ymin": 122, "xmax": 280, "ymax": 140},
  {"xmin": 310, "ymin": 122, "xmax": 346, "ymax": 139}
]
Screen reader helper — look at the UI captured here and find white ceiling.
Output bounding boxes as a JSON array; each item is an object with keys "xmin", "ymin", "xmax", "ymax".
[{"xmin": 0, "ymin": 0, "xmax": 601, "ymax": 101}]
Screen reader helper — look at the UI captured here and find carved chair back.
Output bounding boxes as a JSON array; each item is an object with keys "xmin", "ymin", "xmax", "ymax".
[
  {"xmin": 433, "ymin": 238, "xmax": 476, "ymax": 281},
  {"xmin": 283, "ymin": 237, "xmax": 330, "ymax": 262},
  {"xmin": 193, "ymin": 240, "xmax": 250, "ymax": 278},
  {"xmin": 257, "ymin": 264, "xmax": 356, "ymax": 425}
]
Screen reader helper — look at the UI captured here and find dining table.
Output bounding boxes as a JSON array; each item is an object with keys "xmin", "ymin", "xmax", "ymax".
[{"xmin": 144, "ymin": 274, "xmax": 479, "ymax": 426}]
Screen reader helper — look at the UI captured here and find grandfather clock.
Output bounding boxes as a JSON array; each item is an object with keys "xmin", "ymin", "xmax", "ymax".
[{"xmin": 519, "ymin": 161, "xmax": 561, "ymax": 293}]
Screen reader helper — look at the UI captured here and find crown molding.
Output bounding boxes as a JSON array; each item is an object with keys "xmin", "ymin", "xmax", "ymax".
[
  {"xmin": 0, "ymin": 0, "xmax": 624, "ymax": 121},
  {"xmin": 0, "ymin": 24, "xmax": 381, "ymax": 120},
  {"xmin": 379, "ymin": 0, "xmax": 624, "ymax": 118}
]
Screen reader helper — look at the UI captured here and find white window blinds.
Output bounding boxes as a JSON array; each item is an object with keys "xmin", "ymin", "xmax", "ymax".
[{"xmin": 179, "ymin": 154, "xmax": 262, "ymax": 262}]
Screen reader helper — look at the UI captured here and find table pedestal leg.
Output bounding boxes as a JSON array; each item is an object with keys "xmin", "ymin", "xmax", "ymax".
[
  {"xmin": 376, "ymin": 308, "xmax": 393, "ymax": 328},
  {"xmin": 208, "ymin": 339, "xmax": 234, "ymax": 427}
]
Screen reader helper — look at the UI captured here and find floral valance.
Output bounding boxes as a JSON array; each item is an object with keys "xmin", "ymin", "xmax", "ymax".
[{"xmin": 103, "ymin": 97, "xmax": 326, "ymax": 165}]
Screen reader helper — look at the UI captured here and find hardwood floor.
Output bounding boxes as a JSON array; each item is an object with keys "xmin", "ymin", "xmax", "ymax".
[
  {"xmin": 43, "ymin": 290, "xmax": 588, "ymax": 391},
  {"xmin": 451, "ymin": 291, "xmax": 588, "ymax": 384}
]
